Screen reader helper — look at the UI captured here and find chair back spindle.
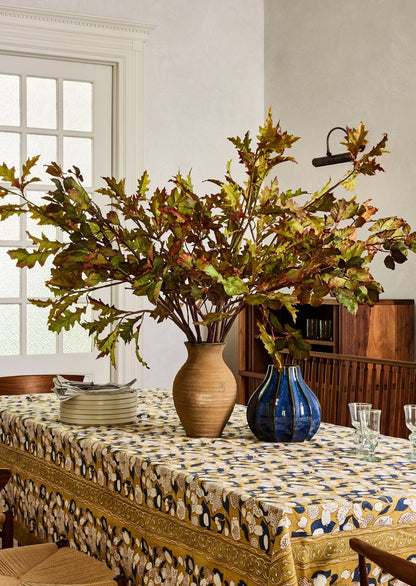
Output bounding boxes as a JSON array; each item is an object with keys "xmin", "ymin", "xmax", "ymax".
[{"xmin": 277, "ymin": 352, "xmax": 416, "ymax": 438}]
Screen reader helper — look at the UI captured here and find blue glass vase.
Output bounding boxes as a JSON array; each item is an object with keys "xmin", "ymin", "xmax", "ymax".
[{"xmin": 246, "ymin": 364, "xmax": 321, "ymax": 442}]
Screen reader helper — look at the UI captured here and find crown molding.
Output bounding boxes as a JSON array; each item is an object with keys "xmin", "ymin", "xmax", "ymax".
[{"xmin": 0, "ymin": 4, "xmax": 154, "ymax": 41}]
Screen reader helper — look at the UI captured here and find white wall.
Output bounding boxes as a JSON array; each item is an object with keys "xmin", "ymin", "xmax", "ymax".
[
  {"xmin": 264, "ymin": 0, "xmax": 416, "ymax": 310},
  {"xmin": 0, "ymin": 0, "xmax": 264, "ymax": 386},
  {"xmin": 5, "ymin": 0, "xmax": 414, "ymax": 384}
]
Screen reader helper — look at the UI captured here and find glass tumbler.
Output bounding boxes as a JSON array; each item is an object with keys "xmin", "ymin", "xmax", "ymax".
[
  {"xmin": 348, "ymin": 402, "xmax": 372, "ymax": 454},
  {"xmin": 359, "ymin": 408, "xmax": 381, "ymax": 462}
]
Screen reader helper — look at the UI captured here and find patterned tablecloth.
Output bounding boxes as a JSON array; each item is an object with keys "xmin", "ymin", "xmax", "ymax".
[{"xmin": 0, "ymin": 389, "xmax": 415, "ymax": 586}]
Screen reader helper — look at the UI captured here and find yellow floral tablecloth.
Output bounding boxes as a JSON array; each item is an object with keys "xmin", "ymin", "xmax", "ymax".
[{"xmin": 0, "ymin": 389, "xmax": 416, "ymax": 585}]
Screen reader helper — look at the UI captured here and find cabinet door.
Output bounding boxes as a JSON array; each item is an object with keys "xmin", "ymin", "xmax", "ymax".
[{"xmin": 340, "ymin": 301, "xmax": 414, "ymax": 361}]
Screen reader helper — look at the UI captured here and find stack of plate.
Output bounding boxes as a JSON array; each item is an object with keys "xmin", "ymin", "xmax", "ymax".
[{"xmin": 59, "ymin": 389, "xmax": 138, "ymax": 425}]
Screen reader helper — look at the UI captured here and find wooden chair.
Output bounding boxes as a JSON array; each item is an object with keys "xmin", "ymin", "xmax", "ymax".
[
  {"xmin": 350, "ymin": 537, "xmax": 416, "ymax": 586},
  {"xmin": 0, "ymin": 468, "xmax": 126, "ymax": 584},
  {"xmin": 0, "ymin": 374, "xmax": 85, "ymax": 396},
  {"xmin": 0, "ymin": 468, "xmax": 13, "ymax": 548},
  {"xmin": 0, "ymin": 540, "xmax": 127, "ymax": 584}
]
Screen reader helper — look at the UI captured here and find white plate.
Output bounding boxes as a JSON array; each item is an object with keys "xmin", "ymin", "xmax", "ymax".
[
  {"xmin": 59, "ymin": 390, "xmax": 138, "ymax": 425},
  {"xmin": 61, "ymin": 397, "xmax": 137, "ymax": 409}
]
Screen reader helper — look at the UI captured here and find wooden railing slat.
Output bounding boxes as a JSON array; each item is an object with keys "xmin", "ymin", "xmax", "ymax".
[{"xmin": 240, "ymin": 350, "xmax": 416, "ymax": 438}]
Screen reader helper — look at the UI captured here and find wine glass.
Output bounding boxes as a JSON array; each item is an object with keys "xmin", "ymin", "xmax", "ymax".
[
  {"xmin": 404, "ymin": 404, "xmax": 416, "ymax": 460},
  {"xmin": 348, "ymin": 402, "xmax": 372, "ymax": 454},
  {"xmin": 359, "ymin": 409, "xmax": 381, "ymax": 462}
]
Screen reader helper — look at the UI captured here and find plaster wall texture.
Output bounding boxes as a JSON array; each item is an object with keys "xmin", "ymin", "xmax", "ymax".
[
  {"xmin": 0, "ymin": 0, "xmax": 264, "ymax": 386},
  {"xmin": 264, "ymin": 0, "xmax": 416, "ymax": 310},
  {"xmin": 8, "ymin": 0, "xmax": 412, "ymax": 385}
]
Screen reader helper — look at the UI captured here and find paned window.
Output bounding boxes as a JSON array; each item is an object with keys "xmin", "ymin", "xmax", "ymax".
[{"xmin": 0, "ymin": 55, "xmax": 112, "ymax": 379}]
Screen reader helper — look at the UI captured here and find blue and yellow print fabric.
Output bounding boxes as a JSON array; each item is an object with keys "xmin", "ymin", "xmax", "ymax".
[{"xmin": 0, "ymin": 389, "xmax": 415, "ymax": 585}]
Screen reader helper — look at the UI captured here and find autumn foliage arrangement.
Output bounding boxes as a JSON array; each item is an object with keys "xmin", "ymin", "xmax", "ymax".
[{"xmin": 0, "ymin": 111, "xmax": 414, "ymax": 369}]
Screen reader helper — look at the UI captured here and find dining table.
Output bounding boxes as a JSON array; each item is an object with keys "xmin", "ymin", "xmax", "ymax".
[{"xmin": 0, "ymin": 387, "xmax": 416, "ymax": 586}]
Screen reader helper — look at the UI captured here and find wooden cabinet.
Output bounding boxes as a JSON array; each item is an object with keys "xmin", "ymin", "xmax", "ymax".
[
  {"xmin": 238, "ymin": 299, "xmax": 415, "ymax": 404},
  {"xmin": 340, "ymin": 300, "xmax": 414, "ymax": 361}
]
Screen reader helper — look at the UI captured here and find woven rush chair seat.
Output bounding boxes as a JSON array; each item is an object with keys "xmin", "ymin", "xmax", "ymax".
[
  {"xmin": 0, "ymin": 470, "xmax": 125, "ymax": 584},
  {"xmin": 0, "ymin": 542, "xmax": 126, "ymax": 585}
]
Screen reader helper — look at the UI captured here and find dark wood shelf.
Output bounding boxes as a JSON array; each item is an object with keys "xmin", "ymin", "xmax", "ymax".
[{"xmin": 238, "ymin": 299, "xmax": 415, "ymax": 405}]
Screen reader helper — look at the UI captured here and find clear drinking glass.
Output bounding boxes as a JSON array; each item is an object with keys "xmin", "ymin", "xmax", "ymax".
[
  {"xmin": 359, "ymin": 409, "xmax": 381, "ymax": 462},
  {"xmin": 404, "ymin": 404, "xmax": 416, "ymax": 461},
  {"xmin": 348, "ymin": 402, "xmax": 372, "ymax": 454}
]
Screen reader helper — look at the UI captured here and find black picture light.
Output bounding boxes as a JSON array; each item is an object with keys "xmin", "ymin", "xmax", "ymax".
[{"xmin": 312, "ymin": 126, "xmax": 362, "ymax": 167}]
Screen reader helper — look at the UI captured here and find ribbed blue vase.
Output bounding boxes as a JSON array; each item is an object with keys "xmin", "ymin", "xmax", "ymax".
[{"xmin": 246, "ymin": 364, "xmax": 321, "ymax": 442}]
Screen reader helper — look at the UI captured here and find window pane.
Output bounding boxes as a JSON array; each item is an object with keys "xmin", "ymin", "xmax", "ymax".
[
  {"xmin": 27, "ymin": 304, "xmax": 56, "ymax": 354},
  {"xmin": 63, "ymin": 80, "xmax": 92, "ymax": 131},
  {"xmin": 0, "ymin": 249, "xmax": 20, "ymax": 297},
  {"xmin": 0, "ymin": 74, "xmax": 20, "ymax": 126},
  {"xmin": 27, "ymin": 134, "xmax": 57, "ymax": 181},
  {"xmin": 26, "ymin": 256, "xmax": 52, "ymax": 298},
  {"xmin": 0, "ymin": 304, "xmax": 20, "ymax": 355},
  {"xmin": 0, "ymin": 56, "xmax": 111, "ymax": 375},
  {"xmin": 27, "ymin": 77, "xmax": 56, "ymax": 129},
  {"xmin": 0, "ymin": 132, "xmax": 20, "ymax": 169},
  {"xmin": 63, "ymin": 305, "xmax": 92, "ymax": 354},
  {"xmin": 63, "ymin": 137, "xmax": 92, "ymax": 185},
  {"xmin": 0, "ymin": 193, "xmax": 21, "ymax": 241}
]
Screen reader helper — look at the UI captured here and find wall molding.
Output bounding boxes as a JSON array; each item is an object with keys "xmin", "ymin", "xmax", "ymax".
[{"xmin": 0, "ymin": 5, "xmax": 153, "ymax": 37}]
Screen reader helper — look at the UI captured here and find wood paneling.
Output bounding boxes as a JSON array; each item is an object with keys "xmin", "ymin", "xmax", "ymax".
[{"xmin": 340, "ymin": 300, "xmax": 414, "ymax": 361}]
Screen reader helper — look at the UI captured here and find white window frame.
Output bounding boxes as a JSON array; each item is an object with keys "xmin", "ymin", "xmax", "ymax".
[{"xmin": 0, "ymin": 5, "xmax": 154, "ymax": 385}]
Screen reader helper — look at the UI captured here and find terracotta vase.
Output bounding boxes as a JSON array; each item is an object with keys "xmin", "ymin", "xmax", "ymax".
[{"xmin": 172, "ymin": 342, "xmax": 237, "ymax": 438}]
